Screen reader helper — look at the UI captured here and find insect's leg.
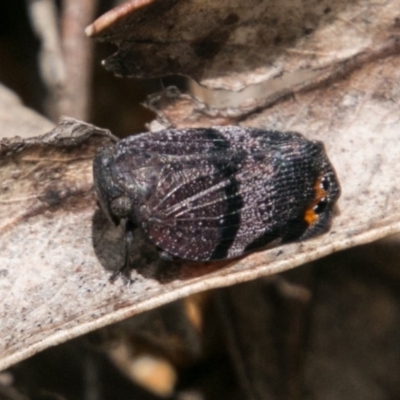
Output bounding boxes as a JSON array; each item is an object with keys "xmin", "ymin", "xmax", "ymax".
[
  {"xmin": 109, "ymin": 220, "xmax": 135, "ymax": 284},
  {"xmin": 159, "ymin": 250, "xmax": 176, "ymax": 261}
]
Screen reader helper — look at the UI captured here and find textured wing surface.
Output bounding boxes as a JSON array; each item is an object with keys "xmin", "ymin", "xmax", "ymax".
[
  {"xmin": 145, "ymin": 156, "xmax": 246, "ymax": 260},
  {"xmin": 113, "ymin": 127, "xmax": 335, "ymax": 260}
]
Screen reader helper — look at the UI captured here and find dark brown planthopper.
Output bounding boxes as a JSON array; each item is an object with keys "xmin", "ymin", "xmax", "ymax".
[{"xmin": 93, "ymin": 126, "xmax": 340, "ymax": 277}]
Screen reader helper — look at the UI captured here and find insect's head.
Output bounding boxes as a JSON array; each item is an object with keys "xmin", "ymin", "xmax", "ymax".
[{"xmin": 93, "ymin": 145, "xmax": 133, "ymax": 225}]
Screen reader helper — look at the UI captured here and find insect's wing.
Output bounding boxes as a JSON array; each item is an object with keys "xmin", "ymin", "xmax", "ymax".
[
  {"xmin": 143, "ymin": 159, "xmax": 241, "ymax": 261},
  {"xmin": 113, "ymin": 127, "xmax": 338, "ymax": 261},
  {"xmin": 142, "ymin": 153, "xmax": 309, "ymax": 261}
]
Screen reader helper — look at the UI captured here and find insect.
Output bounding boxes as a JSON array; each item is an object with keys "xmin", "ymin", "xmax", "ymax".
[{"xmin": 93, "ymin": 126, "xmax": 340, "ymax": 268}]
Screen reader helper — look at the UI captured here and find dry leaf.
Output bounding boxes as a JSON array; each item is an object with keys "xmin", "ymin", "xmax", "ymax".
[
  {"xmin": 87, "ymin": 0, "xmax": 400, "ymax": 110},
  {"xmin": 1, "ymin": 0, "xmax": 400, "ymax": 374}
]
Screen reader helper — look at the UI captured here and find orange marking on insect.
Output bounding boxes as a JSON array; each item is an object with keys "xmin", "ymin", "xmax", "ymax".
[{"xmin": 304, "ymin": 176, "xmax": 327, "ymax": 225}]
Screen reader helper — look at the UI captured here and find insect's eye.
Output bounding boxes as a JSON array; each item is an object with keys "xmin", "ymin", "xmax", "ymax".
[
  {"xmin": 314, "ymin": 198, "xmax": 328, "ymax": 214},
  {"xmin": 321, "ymin": 176, "xmax": 330, "ymax": 191}
]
